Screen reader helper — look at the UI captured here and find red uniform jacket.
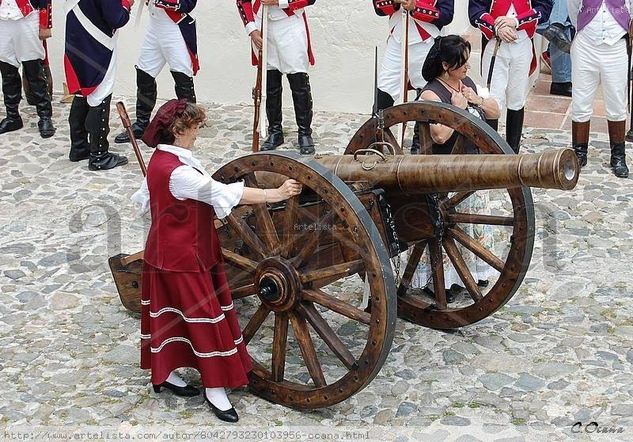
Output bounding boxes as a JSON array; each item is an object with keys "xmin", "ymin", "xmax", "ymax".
[{"xmin": 469, "ymin": 0, "xmax": 552, "ymax": 40}]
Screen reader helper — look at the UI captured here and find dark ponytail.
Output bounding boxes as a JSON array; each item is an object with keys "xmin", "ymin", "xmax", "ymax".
[{"xmin": 421, "ymin": 35, "xmax": 472, "ymax": 82}]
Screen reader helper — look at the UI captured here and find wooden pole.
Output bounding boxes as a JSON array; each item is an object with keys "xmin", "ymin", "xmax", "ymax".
[{"xmin": 116, "ymin": 101, "xmax": 147, "ymax": 176}]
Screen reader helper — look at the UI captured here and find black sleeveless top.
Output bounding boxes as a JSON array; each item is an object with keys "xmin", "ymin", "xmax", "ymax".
[{"xmin": 420, "ymin": 76, "xmax": 485, "ymax": 154}]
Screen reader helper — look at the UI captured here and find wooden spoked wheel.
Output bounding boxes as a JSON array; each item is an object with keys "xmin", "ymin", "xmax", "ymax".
[
  {"xmin": 345, "ymin": 101, "xmax": 535, "ymax": 329},
  {"xmin": 212, "ymin": 152, "xmax": 396, "ymax": 409}
]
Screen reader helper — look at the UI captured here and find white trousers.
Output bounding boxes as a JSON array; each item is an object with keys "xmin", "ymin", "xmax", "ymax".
[
  {"xmin": 571, "ymin": 32, "xmax": 628, "ymax": 122},
  {"xmin": 254, "ymin": 14, "xmax": 309, "ymax": 74},
  {"xmin": 377, "ymin": 36, "xmax": 434, "ymax": 102},
  {"xmin": 137, "ymin": 21, "xmax": 193, "ymax": 78},
  {"xmin": 482, "ymin": 37, "xmax": 532, "ymax": 111},
  {"xmin": 87, "ymin": 36, "xmax": 118, "ymax": 107},
  {"xmin": 0, "ymin": 13, "xmax": 45, "ymax": 67}
]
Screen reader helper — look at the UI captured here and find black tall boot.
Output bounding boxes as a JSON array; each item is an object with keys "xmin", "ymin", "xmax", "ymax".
[
  {"xmin": 288, "ymin": 72, "xmax": 315, "ymax": 154},
  {"xmin": 86, "ymin": 95, "xmax": 128, "ymax": 171},
  {"xmin": 608, "ymin": 120, "xmax": 629, "ymax": 178},
  {"xmin": 411, "ymin": 122, "xmax": 421, "ymax": 154},
  {"xmin": 571, "ymin": 120, "xmax": 590, "ymax": 168},
  {"xmin": 68, "ymin": 95, "xmax": 90, "ymax": 162},
  {"xmin": 171, "ymin": 70, "xmax": 197, "ymax": 103},
  {"xmin": 22, "ymin": 59, "xmax": 56, "ymax": 138},
  {"xmin": 485, "ymin": 119, "xmax": 499, "ymax": 131},
  {"xmin": 376, "ymin": 88, "xmax": 394, "ymax": 111},
  {"xmin": 115, "ymin": 67, "xmax": 157, "ymax": 143},
  {"xmin": 261, "ymin": 69, "xmax": 284, "ymax": 151},
  {"xmin": 24, "ymin": 62, "xmax": 52, "ymax": 106},
  {"xmin": 0, "ymin": 61, "xmax": 23, "ymax": 135},
  {"xmin": 505, "ymin": 108, "xmax": 524, "ymax": 153}
]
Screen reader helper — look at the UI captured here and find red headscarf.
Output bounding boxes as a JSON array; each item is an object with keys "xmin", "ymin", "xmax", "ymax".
[{"xmin": 142, "ymin": 99, "xmax": 188, "ymax": 148}]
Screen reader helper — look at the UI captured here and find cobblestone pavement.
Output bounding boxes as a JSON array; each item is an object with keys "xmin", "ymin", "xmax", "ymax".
[{"xmin": 1, "ymin": 96, "xmax": 632, "ymax": 441}]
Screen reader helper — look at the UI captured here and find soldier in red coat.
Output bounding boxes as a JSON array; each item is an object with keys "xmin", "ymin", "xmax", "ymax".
[
  {"xmin": 0, "ymin": 0, "xmax": 55, "ymax": 138},
  {"xmin": 114, "ymin": 0, "xmax": 199, "ymax": 144},
  {"xmin": 373, "ymin": 0, "xmax": 455, "ymax": 153},
  {"xmin": 469, "ymin": 0, "xmax": 553, "ymax": 152},
  {"xmin": 237, "ymin": 0, "xmax": 317, "ymax": 154},
  {"xmin": 132, "ymin": 99, "xmax": 301, "ymax": 421}
]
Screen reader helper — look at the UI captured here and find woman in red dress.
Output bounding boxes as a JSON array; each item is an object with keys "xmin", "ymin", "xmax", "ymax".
[{"xmin": 132, "ymin": 99, "xmax": 301, "ymax": 422}]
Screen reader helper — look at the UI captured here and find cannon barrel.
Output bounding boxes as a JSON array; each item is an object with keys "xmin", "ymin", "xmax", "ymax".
[{"xmin": 314, "ymin": 148, "xmax": 579, "ymax": 193}]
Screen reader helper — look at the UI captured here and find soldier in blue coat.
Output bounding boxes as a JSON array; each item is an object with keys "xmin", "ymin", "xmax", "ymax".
[{"xmin": 64, "ymin": 0, "xmax": 133, "ymax": 170}]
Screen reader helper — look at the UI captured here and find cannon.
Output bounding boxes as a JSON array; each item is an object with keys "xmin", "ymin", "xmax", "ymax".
[{"xmin": 110, "ymin": 101, "xmax": 579, "ymax": 410}]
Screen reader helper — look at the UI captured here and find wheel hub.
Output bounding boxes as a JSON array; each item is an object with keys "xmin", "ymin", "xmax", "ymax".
[{"xmin": 255, "ymin": 258, "xmax": 301, "ymax": 312}]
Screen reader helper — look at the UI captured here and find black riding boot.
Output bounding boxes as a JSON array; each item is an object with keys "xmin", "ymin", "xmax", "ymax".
[
  {"xmin": 411, "ymin": 122, "xmax": 421, "ymax": 154},
  {"xmin": 505, "ymin": 108, "xmax": 524, "ymax": 153},
  {"xmin": 68, "ymin": 95, "xmax": 90, "ymax": 161},
  {"xmin": 115, "ymin": 67, "xmax": 157, "ymax": 143},
  {"xmin": 608, "ymin": 120, "xmax": 629, "ymax": 178},
  {"xmin": 0, "ymin": 61, "xmax": 23, "ymax": 135},
  {"xmin": 24, "ymin": 61, "xmax": 52, "ymax": 106},
  {"xmin": 376, "ymin": 88, "xmax": 395, "ymax": 111},
  {"xmin": 86, "ymin": 95, "xmax": 128, "ymax": 171},
  {"xmin": 261, "ymin": 69, "xmax": 284, "ymax": 151},
  {"xmin": 171, "ymin": 70, "xmax": 196, "ymax": 103},
  {"xmin": 571, "ymin": 120, "xmax": 590, "ymax": 168},
  {"xmin": 288, "ymin": 72, "xmax": 315, "ymax": 154},
  {"xmin": 485, "ymin": 119, "xmax": 499, "ymax": 131},
  {"xmin": 22, "ymin": 59, "xmax": 55, "ymax": 138}
]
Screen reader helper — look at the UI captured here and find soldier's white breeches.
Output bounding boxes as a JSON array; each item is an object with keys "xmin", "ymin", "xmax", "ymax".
[
  {"xmin": 571, "ymin": 33, "xmax": 628, "ymax": 123},
  {"xmin": 87, "ymin": 40, "xmax": 118, "ymax": 107},
  {"xmin": 258, "ymin": 14, "xmax": 309, "ymax": 74},
  {"xmin": 482, "ymin": 37, "xmax": 532, "ymax": 111},
  {"xmin": 377, "ymin": 36, "xmax": 433, "ymax": 103},
  {"xmin": 0, "ymin": 14, "xmax": 45, "ymax": 68},
  {"xmin": 136, "ymin": 21, "xmax": 193, "ymax": 78}
]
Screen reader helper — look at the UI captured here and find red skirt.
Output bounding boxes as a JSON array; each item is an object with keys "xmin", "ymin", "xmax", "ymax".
[{"xmin": 140, "ymin": 262, "xmax": 252, "ymax": 388}]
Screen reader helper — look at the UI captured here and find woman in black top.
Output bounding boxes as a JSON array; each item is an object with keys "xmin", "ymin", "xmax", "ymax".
[
  {"xmin": 419, "ymin": 35, "xmax": 500, "ymax": 152},
  {"xmin": 410, "ymin": 35, "xmax": 500, "ymax": 295}
]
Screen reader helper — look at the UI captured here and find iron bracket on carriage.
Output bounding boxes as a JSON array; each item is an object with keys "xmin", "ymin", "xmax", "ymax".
[{"xmin": 109, "ymin": 101, "xmax": 579, "ymax": 410}]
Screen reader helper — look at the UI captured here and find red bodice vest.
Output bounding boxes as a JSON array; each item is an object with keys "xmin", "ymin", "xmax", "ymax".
[{"xmin": 144, "ymin": 150, "xmax": 221, "ymax": 272}]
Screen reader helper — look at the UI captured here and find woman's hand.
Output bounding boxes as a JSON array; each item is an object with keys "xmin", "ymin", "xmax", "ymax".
[
  {"xmin": 269, "ymin": 179, "xmax": 302, "ymax": 202},
  {"xmin": 261, "ymin": 0, "xmax": 280, "ymax": 5},
  {"xmin": 450, "ymin": 91, "xmax": 468, "ymax": 110},
  {"xmin": 461, "ymin": 86, "xmax": 482, "ymax": 106},
  {"xmin": 250, "ymin": 30, "xmax": 263, "ymax": 50}
]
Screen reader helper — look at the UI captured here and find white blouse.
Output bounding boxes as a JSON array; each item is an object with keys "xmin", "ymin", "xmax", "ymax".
[{"xmin": 131, "ymin": 144, "xmax": 245, "ymax": 219}]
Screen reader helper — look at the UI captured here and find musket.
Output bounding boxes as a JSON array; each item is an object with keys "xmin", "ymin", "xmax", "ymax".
[
  {"xmin": 372, "ymin": 46, "xmax": 379, "ymax": 117},
  {"xmin": 397, "ymin": 3, "xmax": 410, "ymax": 147},
  {"xmin": 371, "ymin": 46, "xmax": 390, "ymax": 150},
  {"xmin": 116, "ymin": 101, "xmax": 147, "ymax": 176},
  {"xmin": 626, "ymin": 32, "xmax": 633, "ymax": 142},
  {"xmin": 260, "ymin": 6, "xmax": 269, "ymax": 145},
  {"xmin": 252, "ymin": 47, "xmax": 263, "ymax": 152},
  {"xmin": 486, "ymin": 37, "xmax": 501, "ymax": 90}
]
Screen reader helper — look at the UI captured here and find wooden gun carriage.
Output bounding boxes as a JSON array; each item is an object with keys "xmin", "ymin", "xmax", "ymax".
[{"xmin": 110, "ymin": 102, "xmax": 579, "ymax": 409}]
